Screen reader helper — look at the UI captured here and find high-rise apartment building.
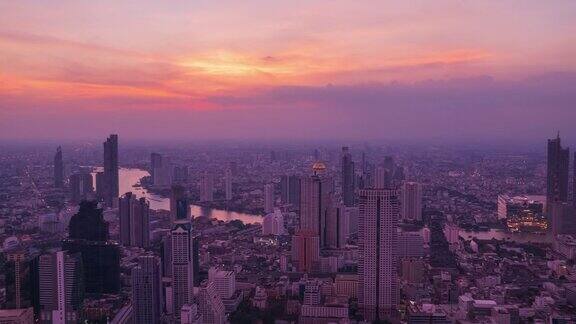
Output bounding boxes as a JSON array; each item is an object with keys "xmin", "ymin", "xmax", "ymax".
[
  {"xmin": 358, "ymin": 188, "xmax": 399, "ymax": 321},
  {"xmin": 196, "ymin": 282, "xmax": 226, "ymax": 324},
  {"xmin": 132, "ymin": 255, "xmax": 162, "ymax": 324},
  {"xmin": 38, "ymin": 251, "xmax": 83, "ymax": 324},
  {"xmin": 119, "ymin": 192, "xmax": 150, "ymax": 248},
  {"xmin": 401, "ymin": 182, "xmax": 422, "ymax": 221},
  {"xmin": 171, "ymin": 220, "xmax": 194, "ymax": 318},
  {"xmin": 103, "ymin": 134, "xmax": 119, "ymax": 207}
]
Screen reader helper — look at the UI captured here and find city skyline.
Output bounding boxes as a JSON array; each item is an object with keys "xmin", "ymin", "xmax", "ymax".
[
  {"xmin": 1, "ymin": 2, "xmax": 576, "ymax": 323},
  {"xmin": 1, "ymin": 1, "xmax": 576, "ymax": 142}
]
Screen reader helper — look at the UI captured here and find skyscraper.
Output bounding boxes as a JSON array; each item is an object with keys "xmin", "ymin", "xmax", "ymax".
[
  {"xmin": 119, "ymin": 192, "xmax": 150, "ymax": 248},
  {"xmin": 574, "ymin": 152, "xmax": 576, "ymax": 208},
  {"xmin": 38, "ymin": 251, "xmax": 83, "ymax": 324},
  {"xmin": 54, "ymin": 146, "xmax": 64, "ymax": 188},
  {"xmin": 280, "ymin": 175, "xmax": 300, "ymax": 207},
  {"xmin": 547, "ymin": 133, "xmax": 569, "ymax": 210},
  {"xmin": 224, "ymin": 168, "xmax": 233, "ymax": 201},
  {"xmin": 326, "ymin": 202, "xmax": 348, "ymax": 249},
  {"xmin": 63, "ymin": 201, "xmax": 120, "ymax": 294},
  {"xmin": 150, "ymin": 153, "xmax": 163, "ymax": 184},
  {"xmin": 3, "ymin": 250, "xmax": 35, "ymax": 310},
  {"xmin": 103, "ymin": 134, "xmax": 119, "ymax": 207},
  {"xmin": 358, "ymin": 188, "xmax": 399, "ymax": 321},
  {"xmin": 170, "ymin": 184, "xmax": 190, "ymax": 223},
  {"xmin": 171, "ymin": 220, "xmax": 194, "ymax": 318},
  {"xmin": 299, "ymin": 162, "xmax": 333, "ymax": 248},
  {"xmin": 200, "ymin": 172, "xmax": 214, "ymax": 202},
  {"xmin": 401, "ymin": 182, "xmax": 423, "ymax": 221},
  {"xmin": 196, "ymin": 282, "xmax": 226, "ymax": 324},
  {"xmin": 291, "ymin": 230, "xmax": 320, "ymax": 273},
  {"xmin": 132, "ymin": 255, "xmax": 162, "ymax": 324},
  {"xmin": 341, "ymin": 146, "xmax": 355, "ymax": 206},
  {"xmin": 264, "ymin": 183, "xmax": 274, "ymax": 213},
  {"xmin": 69, "ymin": 172, "xmax": 93, "ymax": 203}
]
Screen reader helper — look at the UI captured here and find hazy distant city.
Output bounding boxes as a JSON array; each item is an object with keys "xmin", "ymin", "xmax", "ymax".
[
  {"xmin": 2, "ymin": 1, "xmax": 576, "ymax": 324},
  {"xmin": 0, "ymin": 134, "xmax": 575, "ymax": 324}
]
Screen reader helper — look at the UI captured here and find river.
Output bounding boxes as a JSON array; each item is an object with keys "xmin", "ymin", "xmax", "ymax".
[
  {"xmin": 94, "ymin": 168, "xmax": 262, "ymax": 224},
  {"xmin": 459, "ymin": 229, "xmax": 553, "ymax": 244}
]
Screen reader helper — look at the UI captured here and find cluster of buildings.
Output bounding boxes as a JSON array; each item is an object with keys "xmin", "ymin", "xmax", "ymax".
[{"xmin": 1, "ymin": 134, "xmax": 576, "ymax": 323}]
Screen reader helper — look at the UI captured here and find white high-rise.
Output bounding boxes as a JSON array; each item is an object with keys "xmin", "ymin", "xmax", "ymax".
[
  {"xmin": 358, "ymin": 188, "xmax": 399, "ymax": 321},
  {"xmin": 264, "ymin": 183, "xmax": 274, "ymax": 213},
  {"xmin": 171, "ymin": 220, "xmax": 194, "ymax": 318},
  {"xmin": 196, "ymin": 282, "xmax": 226, "ymax": 324},
  {"xmin": 208, "ymin": 268, "xmax": 236, "ymax": 300},
  {"xmin": 401, "ymin": 182, "xmax": 422, "ymax": 221},
  {"xmin": 39, "ymin": 251, "xmax": 83, "ymax": 324}
]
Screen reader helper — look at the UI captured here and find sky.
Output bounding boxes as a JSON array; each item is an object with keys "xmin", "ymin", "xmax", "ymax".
[{"xmin": 1, "ymin": 0, "xmax": 575, "ymax": 143}]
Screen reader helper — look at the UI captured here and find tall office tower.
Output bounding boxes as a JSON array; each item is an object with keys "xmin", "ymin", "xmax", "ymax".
[
  {"xmin": 196, "ymin": 282, "xmax": 226, "ymax": 324},
  {"xmin": 171, "ymin": 220, "xmax": 194, "ymax": 318},
  {"xmin": 3, "ymin": 250, "xmax": 34, "ymax": 310},
  {"xmin": 551, "ymin": 202, "xmax": 576, "ymax": 235},
  {"xmin": 170, "ymin": 185, "xmax": 190, "ymax": 223},
  {"xmin": 401, "ymin": 182, "xmax": 423, "ymax": 221},
  {"xmin": 161, "ymin": 235, "xmax": 172, "ymax": 277},
  {"xmin": 358, "ymin": 188, "xmax": 400, "ymax": 321},
  {"xmin": 150, "ymin": 153, "xmax": 163, "ymax": 184},
  {"xmin": 341, "ymin": 146, "xmax": 355, "ymax": 206},
  {"xmin": 103, "ymin": 134, "xmax": 119, "ymax": 207},
  {"xmin": 224, "ymin": 168, "xmax": 233, "ymax": 201},
  {"xmin": 574, "ymin": 152, "xmax": 576, "ymax": 207},
  {"xmin": 63, "ymin": 201, "xmax": 120, "ymax": 294},
  {"xmin": 95, "ymin": 171, "xmax": 105, "ymax": 201},
  {"xmin": 132, "ymin": 255, "xmax": 162, "ymax": 324},
  {"xmin": 200, "ymin": 172, "xmax": 214, "ymax": 202},
  {"xmin": 326, "ymin": 203, "xmax": 348, "ymax": 249},
  {"xmin": 208, "ymin": 268, "xmax": 236, "ymax": 300},
  {"xmin": 192, "ymin": 235, "xmax": 200, "ymax": 286},
  {"xmin": 54, "ymin": 146, "xmax": 64, "ymax": 188},
  {"xmin": 300, "ymin": 162, "xmax": 333, "ymax": 248},
  {"xmin": 118, "ymin": 192, "xmax": 150, "ymax": 248},
  {"xmin": 69, "ymin": 172, "xmax": 93, "ymax": 203},
  {"xmin": 547, "ymin": 133, "xmax": 570, "ymax": 210},
  {"xmin": 264, "ymin": 183, "xmax": 274, "ymax": 213},
  {"xmin": 38, "ymin": 251, "xmax": 83, "ymax": 324},
  {"xmin": 291, "ymin": 230, "xmax": 320, "ymax": 273},
  {"xmin": 154, "ymin": 157, "xmax": 172, "ymax": 187},
  {"xmin": 281, "ymin": 175, "xmax": 301, "ymax": 207}
]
